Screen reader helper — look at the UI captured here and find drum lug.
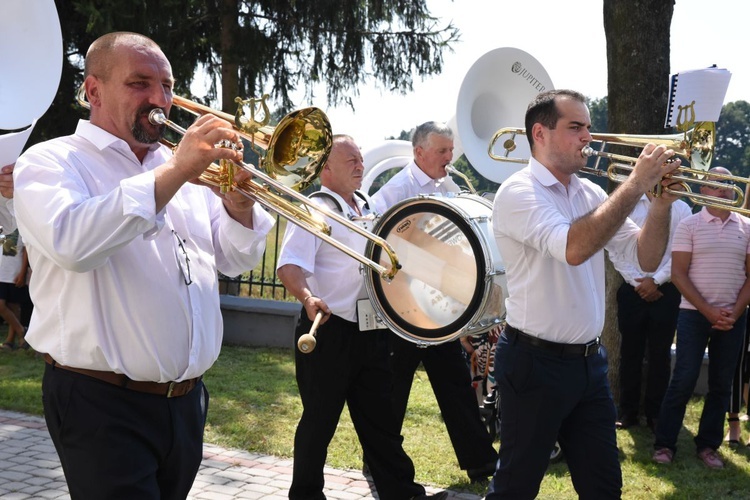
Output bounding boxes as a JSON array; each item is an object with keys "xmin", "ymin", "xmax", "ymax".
[{"xmin": 468, "ymin": 318, "xmax": 503, "ymax": 333}]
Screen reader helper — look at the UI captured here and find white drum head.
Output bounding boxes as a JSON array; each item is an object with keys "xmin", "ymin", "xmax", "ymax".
[{"xmin": 366, "ymin": 196, "xmax": 500, "ymax": 344}]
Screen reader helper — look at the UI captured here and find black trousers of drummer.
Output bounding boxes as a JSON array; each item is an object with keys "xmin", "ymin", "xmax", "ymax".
[{"xmin": 290, "ymin": 313, "xmax": 424, "ymax": 500}]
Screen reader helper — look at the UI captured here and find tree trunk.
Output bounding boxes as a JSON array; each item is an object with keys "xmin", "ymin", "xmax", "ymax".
[
  {"xmin": 220, "ymin": 0, "xmax": 240, "ymax": 113},
  {"xmin": 602, "ymin": 0, "xmax": 675, "ymax": 403}
]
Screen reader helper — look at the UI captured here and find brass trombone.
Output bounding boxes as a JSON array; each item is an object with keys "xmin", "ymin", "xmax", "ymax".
[
  {"xmin": 76, "ymin": 87, "xmax": 401, "ymax": 280},
  {"xmin": 488, "ymin": 122, "xmax": 750, "ymax": 215}
]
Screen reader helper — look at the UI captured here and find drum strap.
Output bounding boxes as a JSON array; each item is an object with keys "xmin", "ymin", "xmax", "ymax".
[{"xmin": 309, "ymin": 190, "xmax": 376, "ymax": 215}]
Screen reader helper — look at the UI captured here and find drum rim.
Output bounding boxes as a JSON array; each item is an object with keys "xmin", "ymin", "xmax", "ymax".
[{"xmin": 366, "ymin": 198, "xmax": 488, "ymax": 343}]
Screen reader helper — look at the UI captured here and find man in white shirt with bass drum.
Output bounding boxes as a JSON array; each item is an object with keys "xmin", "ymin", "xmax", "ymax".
[
  {"xmin": 372, "ymin": 121, "xmax": 499, "ymax": 484},
  {"xmin": 277, "ymin": 134, "xmax": 445, "ymax": 500}
]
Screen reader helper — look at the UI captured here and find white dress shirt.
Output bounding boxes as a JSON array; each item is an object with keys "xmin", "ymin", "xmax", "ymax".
[
  {"xmin": 277, "ymin": 186, "xmax": 374, "ymax": 322},
  {"xmin": 492, "ymin": 158, "xmax": 644, "ymax": 344},
  {"xmin": 609, "ymin": 195, "xmax": 692, "ymax": 287},
  {"xmin": 14, "ymin": 120, "xmax": 274, "ymax": 382},
  {"xmin": 371, "ymin": 160, "xmax": 460, "ymax": 212}
]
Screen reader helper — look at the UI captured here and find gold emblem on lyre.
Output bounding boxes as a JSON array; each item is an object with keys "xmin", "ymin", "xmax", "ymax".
[{"xmin": 676, "ymin": 100, "xmax": 696, "ymax": 132}]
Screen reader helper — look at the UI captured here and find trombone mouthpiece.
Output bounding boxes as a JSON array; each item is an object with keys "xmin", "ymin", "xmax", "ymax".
[
  {"xmin": 581, "ymin": 146, "xmax": 595, "ymax": 158},
  {"xmin": 148, "ymin": 108, "xmax": 167, "ymax": 126}
]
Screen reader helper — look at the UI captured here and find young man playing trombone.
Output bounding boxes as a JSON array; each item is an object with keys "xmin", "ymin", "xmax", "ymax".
[{"xmin": 489, "ymin": 89, "xmax": 682, "ymax": 499}]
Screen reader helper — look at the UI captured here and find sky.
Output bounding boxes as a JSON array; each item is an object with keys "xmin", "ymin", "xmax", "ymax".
[{"xmin": 284, "ymin": 0, "xmax": 749, "ymax": 154}]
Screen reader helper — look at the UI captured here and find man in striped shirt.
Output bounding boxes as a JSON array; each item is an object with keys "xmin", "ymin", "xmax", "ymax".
[{"xmin": 653, "ymin": 167, "xmax": 750, "ymax": 469}]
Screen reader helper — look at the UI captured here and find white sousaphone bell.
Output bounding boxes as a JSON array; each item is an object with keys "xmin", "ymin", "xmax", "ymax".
[
  {"xmin": 455, "ymin": 47, "xmax": 554, "ymax": 184},
  {"xmin": 0, "ymin": 0, "xmax": 63, "ymax": 164},
  {"xmin": 362, "ymin": 47, "xmax": 554, "ymax": 188}
]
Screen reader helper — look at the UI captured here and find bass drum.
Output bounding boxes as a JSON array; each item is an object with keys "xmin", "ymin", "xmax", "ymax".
[{"xmin": 364, "ymin": 194, "xmax": 506, "ymax": 345}]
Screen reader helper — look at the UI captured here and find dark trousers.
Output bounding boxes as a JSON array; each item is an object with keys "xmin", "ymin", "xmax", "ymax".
[
  {"xmin": 655, "ymin": 309, "xmax": 747, "ymax": 453},
  {"xmin": 42, "ymin": 363, "xmax": 208, "ymax": 500},
  {"xmin": 729, "ymin": 314, "xmax": 749, "ymax": 413},
  {"xmin": 389, "ymin": 335, "xmax": 498, "ymax": 471},
  {"xmin": 617, "ymin": 282, "xmax": 681, "ymax": 421},
  {"xmin": 486, "ymin": 330, "xmax": 622, "ymax": 500},
  {"xmin": 290, "ymin": 313, "xmax": 424, "ymax": 500}
]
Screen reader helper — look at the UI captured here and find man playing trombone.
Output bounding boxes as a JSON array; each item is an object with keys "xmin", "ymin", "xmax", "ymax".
[
  {"xmin": 14, "ymin": 32, "xmax": 274, "ymax": 499},
  {"xmin": 488, "ymin": 89, "xmax": 682, "ymax": 499}
]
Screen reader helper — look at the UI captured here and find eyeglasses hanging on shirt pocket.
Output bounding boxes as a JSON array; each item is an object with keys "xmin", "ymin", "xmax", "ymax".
[{"xmin": 172, "ymin": 230, "xmax": 193, "ymax": 286}]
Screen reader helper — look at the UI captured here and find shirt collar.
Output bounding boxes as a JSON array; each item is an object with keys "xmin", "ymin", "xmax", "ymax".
[
  {"xmin": 319, "ymin": 186, "xmax": 369, "ymax": 214},
  {"xmin": 75, "ymin": 119, "xmax": 162, "ymax": 159},
  {"xmin": 699, "ymin": 205, "xmax": 739, "ymax": 225},
  {"xmin": 529, "ymin": 156, "xmax": 584, "ymax": 196},
  {"xmin": 408, "ymin": 160, "xmax": 445, "ymax": 188}
]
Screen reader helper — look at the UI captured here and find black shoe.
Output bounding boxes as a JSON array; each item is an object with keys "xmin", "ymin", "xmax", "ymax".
[
  {"xmin": 467, "ymin": 460, "xmax": 497, "ymax": 482},
  {"xmin": 412, "ymin": 493, "xmax": 448, "ymax": 500},
  {"xmin": 615, "ymin": 415, "xmax": 639, "ymax": 430}
]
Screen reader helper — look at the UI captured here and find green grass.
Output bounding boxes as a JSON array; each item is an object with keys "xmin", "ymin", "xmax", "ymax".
[{"xmin": 3, "ymin": 344, "xmax": 750, "ymax": 497}]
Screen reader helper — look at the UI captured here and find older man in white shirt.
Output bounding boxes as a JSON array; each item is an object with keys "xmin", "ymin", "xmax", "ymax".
[
  {"xmin": 371, "ymin": 121, "xmax": 499, "ymax": 484},
  {"xmin": 14, "ymin": 32, "xmax": 273, "ymax": 499}
]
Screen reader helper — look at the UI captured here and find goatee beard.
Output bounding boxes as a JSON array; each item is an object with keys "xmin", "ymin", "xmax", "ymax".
[{"xmin": 132, "ymin": 106, "xmax": 165, "ymax": 144}]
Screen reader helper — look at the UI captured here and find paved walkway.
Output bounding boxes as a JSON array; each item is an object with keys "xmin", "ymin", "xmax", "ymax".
[{"xmin": 0, "ymin": 409, "xmax": 482, "ymax": 499}]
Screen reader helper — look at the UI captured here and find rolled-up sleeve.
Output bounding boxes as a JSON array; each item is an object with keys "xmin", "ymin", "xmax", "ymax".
[{"xmin": 214, "ymin": 202, "xmax": 275, "ymax": 277}]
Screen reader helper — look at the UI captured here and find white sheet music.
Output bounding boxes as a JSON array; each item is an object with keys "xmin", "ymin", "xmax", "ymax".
[{"xmin": 665, "ymin": 66, "xmax": 731, "ymax": 128}]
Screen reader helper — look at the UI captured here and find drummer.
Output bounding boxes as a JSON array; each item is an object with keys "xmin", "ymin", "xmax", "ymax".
[
  {"xmin": 276, "ymin": 134, "xmax": 443, "ymax": 499},
  {"xmin": 371, "ymin": 121, "xmax": 499, "ymax": 484}
]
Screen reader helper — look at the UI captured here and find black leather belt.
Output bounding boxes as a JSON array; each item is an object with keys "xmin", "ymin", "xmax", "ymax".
[
  {"xmin": 44, "ymin": 354, "xmax": 201, "ymax": 398},
  {"xmin": 505, "ymin": 325, "xmax": 600, "ymax": 357}
]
